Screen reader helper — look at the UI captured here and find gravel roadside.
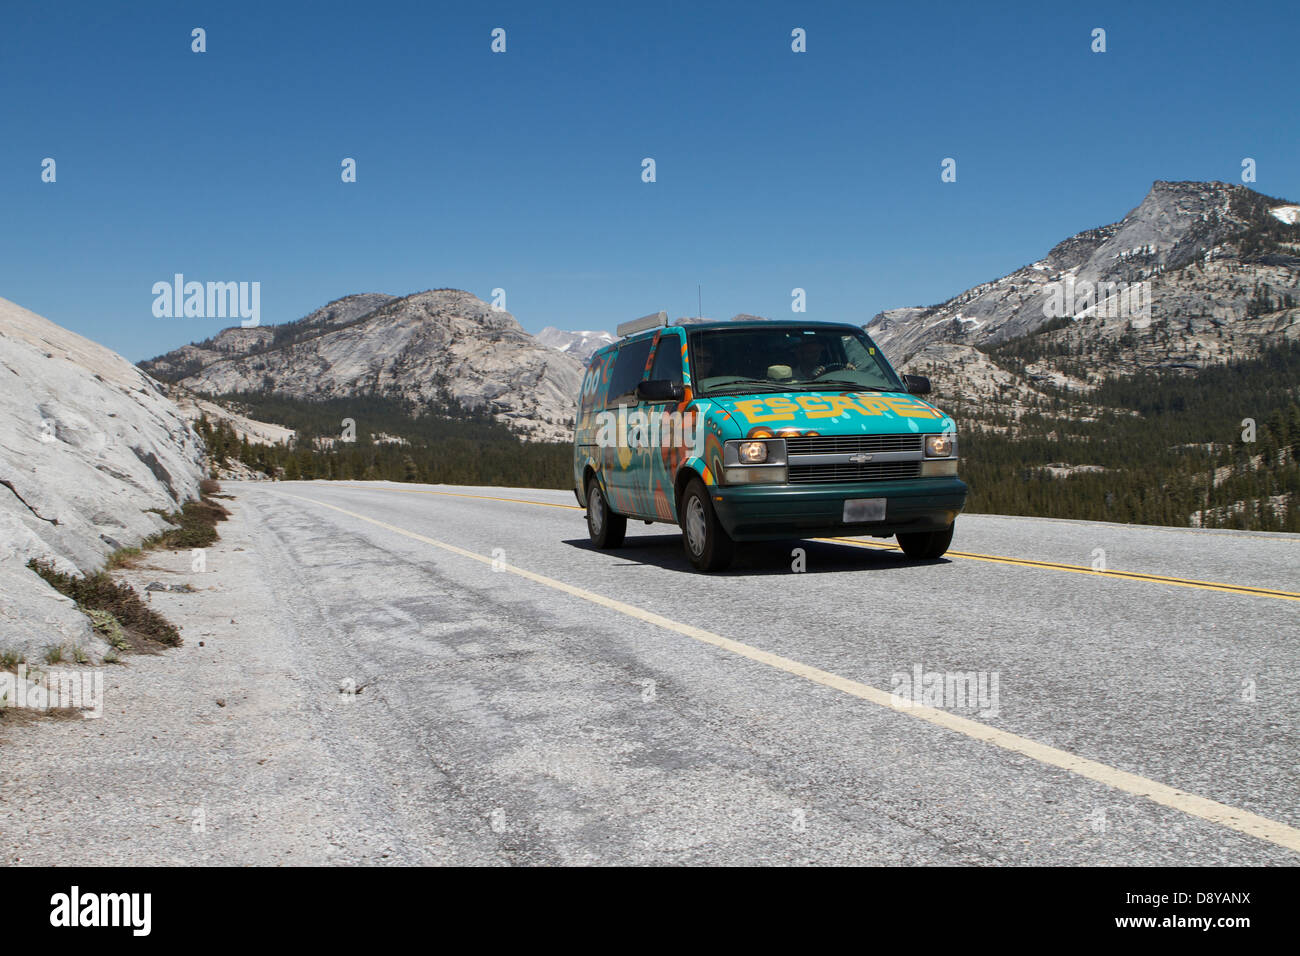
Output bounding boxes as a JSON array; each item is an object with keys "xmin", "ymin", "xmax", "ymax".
[{"xmin": 0, "ymin": 494, "xmax": 502, "ymax": 866}]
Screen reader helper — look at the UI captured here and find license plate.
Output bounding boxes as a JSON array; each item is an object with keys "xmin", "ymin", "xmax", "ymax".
[{"xmin": 843, "ymin": 498, "xmax": 886, "ymax": 523}]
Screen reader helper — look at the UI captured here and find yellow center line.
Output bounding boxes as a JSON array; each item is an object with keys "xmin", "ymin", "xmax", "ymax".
[
  {"xmin": 821, "ymin": 537, "xmax": 1300, "ymax": 601},
  {"xmin": 277, "ymin": 490, "xmax": 1300, "ymax": 855},
  {"xmin": 325, "ymin": 482, "xmax": 1300, "ymax": 602}
]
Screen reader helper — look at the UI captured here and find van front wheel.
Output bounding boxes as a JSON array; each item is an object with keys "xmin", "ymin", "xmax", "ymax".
[
  {"xmin": 680, "ymin": 479, "xmax": 734, "ymax": 571},
  {"xmin": 896, "ymin": 523, "xmax": 954, "ymax": 560},
  {"xmin": 586, "ymin": 477, "xmax": 626, "ymax": 549}
]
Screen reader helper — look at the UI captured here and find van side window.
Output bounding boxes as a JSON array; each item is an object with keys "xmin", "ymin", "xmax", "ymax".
[
  {"xmin": 649, "ymin": 335, "xmax": 683, "ymax": 386},
  {"xmin": 605, "ymin": 338, "xmax": 654, "ymax": 406},
  {"xmin": 579, "ymin": 351, "xmax": 611, "ymax": 416}
]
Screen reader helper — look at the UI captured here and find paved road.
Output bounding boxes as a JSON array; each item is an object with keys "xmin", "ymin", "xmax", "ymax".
[
  {"xmin": 7, "ymin": 479, "xmax": 1296, "ymax": 865},
  {"xmin": 223, "ymin": 480, "xmax": 1300, "ymax": 864}
]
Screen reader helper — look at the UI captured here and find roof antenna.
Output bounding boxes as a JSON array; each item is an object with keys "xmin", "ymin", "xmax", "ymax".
[{"xmin": 697, "ymin": 284, "xmax": 702, "ymax": 319}]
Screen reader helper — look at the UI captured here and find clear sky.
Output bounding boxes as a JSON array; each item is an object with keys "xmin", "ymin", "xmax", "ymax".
[{"xmin": 2, "ymin": 0, "xmax": 1297, "ymax": 361}]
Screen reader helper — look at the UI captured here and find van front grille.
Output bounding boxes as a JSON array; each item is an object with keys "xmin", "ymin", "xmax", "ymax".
[
  {"xmin": 786, "ymin": 460, "xmax": 923, "ymax": 484},
  {"xmin": 784, "ymin": 434, "xmax": 923, "ymax": 456}
]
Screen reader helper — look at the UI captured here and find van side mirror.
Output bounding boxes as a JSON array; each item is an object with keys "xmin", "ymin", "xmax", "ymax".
[
  {"xmin": 636, "ymin": 379, "xmax": 685, "ymax": 403},
  {"xmin": 902, "ymin": 374, "xmax": 931, "ymax": 396}
]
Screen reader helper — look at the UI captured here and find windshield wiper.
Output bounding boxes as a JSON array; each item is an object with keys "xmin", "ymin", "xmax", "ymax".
[
  {"xmin": 803, "ymin": 380, "xmax": 896, "ymax": 392},
  {"xmin": 702, "ymin": 379, "xmax": 792, "ymax": 395}
]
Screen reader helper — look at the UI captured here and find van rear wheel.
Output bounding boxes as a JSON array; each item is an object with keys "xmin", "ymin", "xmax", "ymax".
[
  {"xmin": 680, "ymin": 479, "xmax": 734, "ymax": 571},
  {"xmin": 896, "ymin": 523, "xmax": 954, "ymax": 560},
  {"xmin": 586, "ymin": 477, "xmax": 626, "ymax": 548}
]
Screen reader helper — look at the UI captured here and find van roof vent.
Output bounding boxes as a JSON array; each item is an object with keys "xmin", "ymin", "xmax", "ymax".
[{"xmin": 616, "ymin": 311, "xmax": 668, "ymax": 337}]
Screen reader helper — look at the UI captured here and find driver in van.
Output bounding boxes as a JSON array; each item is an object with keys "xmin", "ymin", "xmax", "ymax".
[
  {"xmin": 791, "ymin": 338, "xmax": 828, "ymax": 379},
  {"xmin": 791, "ymin": 337, "xmax": 855, "ymax": 379}
]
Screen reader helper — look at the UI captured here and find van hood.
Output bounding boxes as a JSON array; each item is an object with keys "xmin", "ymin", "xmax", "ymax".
[{"xmin": 704, "ymin": 390, "xmax": 953, "ymax": 437}]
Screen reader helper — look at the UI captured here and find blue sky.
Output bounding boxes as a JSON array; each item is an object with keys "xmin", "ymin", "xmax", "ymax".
[{"xmin": 2, "ymin": 0, "xmax": 1297, "ymax": 361}]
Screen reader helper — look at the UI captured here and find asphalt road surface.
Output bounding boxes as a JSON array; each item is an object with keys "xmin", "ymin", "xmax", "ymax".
[{"xmin": 6, "ymin": 479, "xmax": 1298, "ymax": 865}]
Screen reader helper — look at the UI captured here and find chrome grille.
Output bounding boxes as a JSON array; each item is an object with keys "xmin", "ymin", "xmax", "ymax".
[
  {"xmin": 787, "ymin": 460, "xmax": 922, "ymax": 484},
  {"xmin": 784, "ymin": 434, "xmax": 923, "ymax": 456}
]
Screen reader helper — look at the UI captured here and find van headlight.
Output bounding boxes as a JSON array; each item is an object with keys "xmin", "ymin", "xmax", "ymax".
[
  {"xmin": 924, "ymin": 434, "xmax": 955, "ymax": 458},
  {"xmin": 722, "ymin": 439, "xmax": 787, "ymax": 483}
]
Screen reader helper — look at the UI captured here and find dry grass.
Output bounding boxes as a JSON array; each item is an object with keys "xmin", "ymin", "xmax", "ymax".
[
  {"xmin": 105, "ymin": 546, "xmax": 144, "ymax": 570},
  {"xmin": 28, "ymin": 560, "xmax": 182, "ymax": 647},
  {"xmin": 20, "ymin": 492, "xmax": 233, "ymax": 662},
  {"xmin": 143, "ymin": 498, "xmax": 230, "ymax": 550}
]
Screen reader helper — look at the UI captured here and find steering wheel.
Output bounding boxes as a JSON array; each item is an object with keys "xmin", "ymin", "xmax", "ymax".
[{"xmin": 812, "ymin": 362, "xmax": 849, "ymax": 378}]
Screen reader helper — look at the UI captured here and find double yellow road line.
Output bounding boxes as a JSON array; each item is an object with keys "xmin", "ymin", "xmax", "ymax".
[
  {"xmin": 337, "ymin": 483, "xmax": 1300, "ymax": 602},
  {"xmin": 825, "ymin": 537, "xmax": 1300, "ymax": 602}
]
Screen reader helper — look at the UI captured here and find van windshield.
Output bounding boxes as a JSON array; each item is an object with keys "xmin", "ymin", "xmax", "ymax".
[{"xmin": 687, "ymin": 326, "xmax": 904, "ymax": 396}]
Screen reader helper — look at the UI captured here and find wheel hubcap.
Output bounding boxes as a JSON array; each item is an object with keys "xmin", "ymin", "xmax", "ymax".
[
  {"xmin": 685, "ymin": 497, "xmax": 707, "ymax": 555},
  {"xmin": 589, "ymin": 487, "xmax": 604, "ymax": 534}
]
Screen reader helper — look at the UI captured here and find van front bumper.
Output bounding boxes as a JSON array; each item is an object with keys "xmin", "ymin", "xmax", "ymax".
[{"xmin": 710, "ymin": 477, "xmax": 967, "ymax": 541}]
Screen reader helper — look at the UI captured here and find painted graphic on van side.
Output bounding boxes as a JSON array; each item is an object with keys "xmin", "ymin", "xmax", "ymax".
[{"xmin": 573, "ymin": 329, "xmax": 955, "ymax": 524}]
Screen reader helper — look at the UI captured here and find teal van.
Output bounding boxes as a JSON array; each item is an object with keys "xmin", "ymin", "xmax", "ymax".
[{"xmin": 572, "ymin": 313, "xmax": 967, "ymax": 571}]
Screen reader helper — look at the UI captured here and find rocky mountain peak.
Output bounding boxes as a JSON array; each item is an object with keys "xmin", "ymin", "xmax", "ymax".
[
  {"xmin": 294, "ymin": 292, "xmax": 397, "ymax": 332},
  {"xmin": 868, "ymin": 180, "xmax": 1299, "ymax": 363},
  {"xmin": 140, "ymin": 289, "xmax": 585, "ymax": 442},
  {"xmin": 366, "ymin": 289, "xmax": 528, "ymax": 338}
]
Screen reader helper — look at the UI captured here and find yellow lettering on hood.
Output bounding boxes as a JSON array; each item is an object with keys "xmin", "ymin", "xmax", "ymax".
[{"xmin": 730, "ymin": 394, "xmax": 942, "ymax": 422}]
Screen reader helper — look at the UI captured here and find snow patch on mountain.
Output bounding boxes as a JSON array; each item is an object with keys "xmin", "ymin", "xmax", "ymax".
[
  {"xmin": 1271, "ymin": 205, "xmax": 1300, "ymax": 225},
  {"xmin": 535, "ymin": 327, "xmax": 616, "ymax": 360}
]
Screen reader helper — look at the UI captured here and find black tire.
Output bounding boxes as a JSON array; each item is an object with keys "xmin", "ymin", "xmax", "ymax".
[
  {"xmin": 586, "ymin": 476, "xmax": 626, "ymax": 549},
  {"xmin": 679, "ymin": 479, "xmax": 735, "ymax": 571},
  {"xmin": 896, "ymin": 523, "xmax": 954, "ymax": 560}
]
